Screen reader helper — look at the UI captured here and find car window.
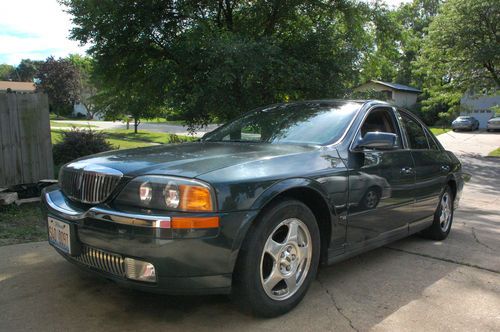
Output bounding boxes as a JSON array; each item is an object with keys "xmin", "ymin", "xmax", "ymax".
[
  {"xmin": 359, "ymin": 108, "xmax": 402, "ymax": 148},
  {"xmin": 399, "ymin": 112, "xmax": 429, "ymax": 149},
  {"xmin": 203, "ymin": 102, "xmax": 361, "ymax": 145},
  {"xmin": 425, "ymin": 130, "xmax": 440, "ymax": 150}
]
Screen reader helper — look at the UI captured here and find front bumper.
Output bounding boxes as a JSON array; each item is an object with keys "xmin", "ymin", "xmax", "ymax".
[{"xmin": 42, "ymin": 185, "xmax": 258, "ymax": 295}]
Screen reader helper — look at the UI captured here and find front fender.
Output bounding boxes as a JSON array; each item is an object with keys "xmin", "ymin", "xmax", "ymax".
[{"xmin": 228, "ymin": 177, "xmax": 342, "ymax": 271}]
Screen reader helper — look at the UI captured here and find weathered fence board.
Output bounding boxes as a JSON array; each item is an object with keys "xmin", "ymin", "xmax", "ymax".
[{"xmin": 0, "ymin": 92, "xmax": 53, "ymax": 187}]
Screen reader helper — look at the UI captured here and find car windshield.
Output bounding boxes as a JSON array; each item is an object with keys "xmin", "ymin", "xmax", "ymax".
[
  {"xmin": 203, "ymin": 102, "xmax": 360, "ymax": 145},
  {"xmin": 457, "ymin": 117, "xmax": 472, "ymax": 120}
]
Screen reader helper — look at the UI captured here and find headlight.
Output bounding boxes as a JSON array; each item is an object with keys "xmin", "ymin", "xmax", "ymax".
[{"xmin": 115, "ymin": 176, "xmax": 215, "ymax": 212}]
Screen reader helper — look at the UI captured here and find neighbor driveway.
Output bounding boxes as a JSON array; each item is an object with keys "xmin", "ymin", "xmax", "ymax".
[
  {"xmin": 438, "ymin": 130, "xmax": 499, "ymax": 156},
  {"xmin": 0, "ymin": 132, "xmax": 499, "ymax": 331}
]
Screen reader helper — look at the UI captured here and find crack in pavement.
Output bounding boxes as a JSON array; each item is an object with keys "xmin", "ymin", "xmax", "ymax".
[
  {"xmin": 317, "ymin": 277, "xmax": 359, "ymax": 332},
  {"xmin": 384, "ymin": 247, "xmax": 500, "ymax": 275},
  {"xmin": 471, "ymin": 227, "xmax": 496, "ymax": 252}
]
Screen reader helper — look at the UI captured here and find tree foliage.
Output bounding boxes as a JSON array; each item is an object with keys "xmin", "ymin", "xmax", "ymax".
[
  {"xmin": 62, "ymin": 0, "xmax": 371, "ymax": 128},
  {"xmin": 68, "ymin": 54, "xmax": 101, "ymax": 119},
  {"xmin": 36, "ymin": 57, "xmax": 81, "ymax": 116},
  {"xmin": 0, "ymin": 64, "xmax": 15, "ymax": 80},
  {"xmin": 415, "ymin": 0, "xmax": 499, "ymax": 119}
]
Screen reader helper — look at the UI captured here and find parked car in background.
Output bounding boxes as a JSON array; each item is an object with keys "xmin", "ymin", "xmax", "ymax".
[
  {"xmin": 42, "ymin": 100, "xmax": 465, "ymax": 317},
  {"xmin": 487, "ymin": 116, "xmax": 500, "ymax": 132},
  {"xmin": 452, "ymin": 116, "xmax": 479, "ymax": 131}
]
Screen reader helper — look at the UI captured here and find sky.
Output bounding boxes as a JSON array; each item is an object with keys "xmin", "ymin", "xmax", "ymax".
[{"xmin": 0, "ymin": 0, "xmax": 412, "ymax": 66}]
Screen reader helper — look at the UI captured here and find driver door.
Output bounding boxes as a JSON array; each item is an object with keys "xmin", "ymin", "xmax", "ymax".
[{"xmin": 345, "ymin": 107, "xmax": 415, "ymax": 248}]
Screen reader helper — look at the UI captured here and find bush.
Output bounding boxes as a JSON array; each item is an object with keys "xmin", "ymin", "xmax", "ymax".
[{"xmin": 52, "ymin": 128, "xmax": 115, "ymax": 165}]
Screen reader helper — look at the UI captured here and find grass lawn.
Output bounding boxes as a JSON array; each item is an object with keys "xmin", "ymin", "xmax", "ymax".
[
  {"xmin": 429, "ymin": 127, "xmax": 451, "ymax": 136},
  {"xmin": 0, "ymin": 203, "xmax": 46, "ymax": 246},
  {"xmin": 51, "ymin": 128, "xmax": 195, "ymax": 150},
  {"xmin": 488, "ymin": 147, "xmax": 500, "ymax": 157}
]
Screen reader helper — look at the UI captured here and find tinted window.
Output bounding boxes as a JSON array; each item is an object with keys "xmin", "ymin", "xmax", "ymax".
[
  {"xmin": 203, "ymin": 102, "xmax": 360, "ymax": 145},
  {"xmin": 359, "ymin": 108, "xmax": 402, "ymax": 148},
  {"xmin": 400, "ymin": 113, "xmax": 429, "ymax": 149},
  {"xmin": 425, "ymin": 131, "xmax": 440, "ymax": 150}
]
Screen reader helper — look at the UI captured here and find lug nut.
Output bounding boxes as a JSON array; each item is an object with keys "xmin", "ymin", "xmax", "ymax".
[
  {"xmin": 292, "ymin": 254, "xmax": 296, "ymax": 260},
  {"xmin": 286, "ymin": 266, "xmax": 291, "ymax": 271}
]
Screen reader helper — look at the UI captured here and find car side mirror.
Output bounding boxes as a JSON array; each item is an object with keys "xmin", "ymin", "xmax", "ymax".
[{"xmin": 353, "ymin": 132, "xmax": 398, "ymax": 150}]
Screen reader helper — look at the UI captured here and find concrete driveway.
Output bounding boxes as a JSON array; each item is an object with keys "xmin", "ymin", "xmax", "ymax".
[
  {"xmin": 1, "ymin": 133, "xmax": 499, "ymax": 331},
  {"xmin": 438, "ymin": 130, "xmax": 499, "ymax": 156}
]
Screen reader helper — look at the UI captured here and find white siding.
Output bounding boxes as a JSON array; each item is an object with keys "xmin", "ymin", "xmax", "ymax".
[
  {"xmin": 393, "ymin": 91, "xmax": 418, "ymax": 108},
  {"xmin": 460, "ymin": 93, "xmax": 499, "ymax": 128}
]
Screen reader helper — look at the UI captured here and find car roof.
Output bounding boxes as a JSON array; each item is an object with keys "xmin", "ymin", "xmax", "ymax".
[{"xmin": 270, "ymin": 99, "xmax": 390, "ymax": 108}]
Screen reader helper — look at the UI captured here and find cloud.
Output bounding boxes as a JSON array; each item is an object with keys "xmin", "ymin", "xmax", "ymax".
[{"xmin": 0, "ymin": 0, "xmax": 87, "ymax": 65}]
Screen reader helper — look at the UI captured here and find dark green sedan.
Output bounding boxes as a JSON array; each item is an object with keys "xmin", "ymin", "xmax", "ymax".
[{"xmin": 42, "ymin": 100, "xmax": 464, "ymax": 317}]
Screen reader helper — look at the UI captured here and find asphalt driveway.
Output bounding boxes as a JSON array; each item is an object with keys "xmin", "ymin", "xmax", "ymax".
[{"xmin": 0, "ymin": 132, "xmax": 499, "ymax": 331}]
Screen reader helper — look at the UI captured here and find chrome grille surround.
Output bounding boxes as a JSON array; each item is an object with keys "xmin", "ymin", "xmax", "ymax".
[
  {"xmin": 59, "ymin": 162, "xmax": 123, "ymax": 204},
  {"xmin": 73, "ymin": 245, "xmax": 125, "ymax": 278}
]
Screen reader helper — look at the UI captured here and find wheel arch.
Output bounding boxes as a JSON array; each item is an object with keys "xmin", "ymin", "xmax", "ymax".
[{"xmin": 230, "ymin": 178, "xmax": 337, "ymax": 271}]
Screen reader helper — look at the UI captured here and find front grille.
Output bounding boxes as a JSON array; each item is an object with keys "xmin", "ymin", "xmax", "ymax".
[
  {"xmin": 73, "ymin": 245, "xmax": 125, "ymax": 278},
  {"xmin": 60, "ymin": 164, "xmax": 122, "ymax": 204}
]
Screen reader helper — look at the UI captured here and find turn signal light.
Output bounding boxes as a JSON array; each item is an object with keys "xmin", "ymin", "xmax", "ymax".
[
  {"xmin": 171, "ymin": 216, "xmax": 220, "ymax": 229},
  {"xmin": 179, "ymin": 185, "xmax": 213, "ymax": 211}
]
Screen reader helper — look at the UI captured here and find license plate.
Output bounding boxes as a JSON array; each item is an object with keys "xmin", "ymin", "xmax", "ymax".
[{"xmin": 48, "ymin": 217, "xmax": 72, "ymax": 254}]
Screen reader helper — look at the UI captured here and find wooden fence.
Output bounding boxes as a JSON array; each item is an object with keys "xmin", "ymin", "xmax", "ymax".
[{"xmin": 0, "ymin": 92, "xmax": 53, "ymax": 187}]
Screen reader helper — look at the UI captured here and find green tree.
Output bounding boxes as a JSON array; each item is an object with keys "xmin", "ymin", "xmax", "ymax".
[
  {"xmin": 68, "ymin": 54, "xmax": 101, "ymax": 119},
  {"xmin": 62, "ymin": 0, "xmax": 370, "ymax": 129},
  {"xmin": 15, "ymin": 59, "xmax": 43, "ymax": 82},
  {"xmin": 0, "ymin": 64, "xmax": 15, "ymax": 80},
  {"xmin": 36, "ymin": 56, "xmax": 81, "ymax": 117},
  {"xmin": 416, "ymin": 0, "xmax": 499, "ymax": 117}
]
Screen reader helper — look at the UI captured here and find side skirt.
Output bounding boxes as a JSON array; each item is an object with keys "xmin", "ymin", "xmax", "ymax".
[{"xmin": 325, "ymin": 217, "xmax": 434, "ymax": 266}]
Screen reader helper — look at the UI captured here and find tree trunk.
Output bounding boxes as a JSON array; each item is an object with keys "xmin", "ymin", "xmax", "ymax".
[{"xmin": 134, "ymin": 117, "xmax": 140, "ymax": 133}]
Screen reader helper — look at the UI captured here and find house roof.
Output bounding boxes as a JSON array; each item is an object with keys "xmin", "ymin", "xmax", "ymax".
[
  {"xmin": 0, "ymin": 81, "xmax": 36, "ymax": 92},
  {"xmin": 370, "ymin": 80, "xmax": 422, "ymax": 93}
]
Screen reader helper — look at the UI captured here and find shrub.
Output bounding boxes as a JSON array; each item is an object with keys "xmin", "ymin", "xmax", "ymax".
[
  {"xmin": 166, "ymin": 133, "xmax": 189, "ymax": 143},
  {"xmin": 52, "ymin": 128, "xmax": 115, "ymax": 165}
]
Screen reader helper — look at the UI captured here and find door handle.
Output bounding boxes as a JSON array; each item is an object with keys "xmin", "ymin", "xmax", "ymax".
[
  {"xmin": 440, "ymin": 165, "xmax": 450, "ymax": 172},
  {"xmin": 400, "ymin": 167, "xmax": 414, "ymax": 175}
]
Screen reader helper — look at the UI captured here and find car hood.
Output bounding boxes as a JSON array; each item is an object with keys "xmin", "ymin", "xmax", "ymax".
[{"xmin": 66, "ymin": 142, "xmax": 317, "ymax": 178}]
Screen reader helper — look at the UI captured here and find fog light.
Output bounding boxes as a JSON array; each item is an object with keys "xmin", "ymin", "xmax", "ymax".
[{"xmin": 124, "ymin": 258, "xmax": 157, "ymax": 283}]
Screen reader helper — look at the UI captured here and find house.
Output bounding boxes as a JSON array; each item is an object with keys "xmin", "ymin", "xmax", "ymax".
[
  {"xmin": 0, "ymin": 81, "xmax": 36, "ymax": 93},
  {"xmin": 460, "ymin": 91, "xmax": 499, "ymax": 129},
  {"xmin": 72, "ymin": 101, "xmax": 104, "ymax": 120},
  {"xmin": 354, "ymin": 80, "xmax": 421, "ymax": 108}
]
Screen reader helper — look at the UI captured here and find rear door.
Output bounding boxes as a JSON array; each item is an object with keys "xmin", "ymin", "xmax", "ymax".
[
  {"xmin": 345, "ymin": 107, "xmax": 415, "ymax": 247},
  {"xmin": 397, "ymin": 110, "xmax": 449, "ymax": 223}
]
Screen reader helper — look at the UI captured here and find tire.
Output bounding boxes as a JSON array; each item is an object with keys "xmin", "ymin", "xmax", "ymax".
[
  {"xmin": 360, "ymin": 187, "xmax": 380, "ymax": 210},
  {"xmin": 232, "ymin": 198, "xmax": 320, "ymax": 317},
  {"xmin": 421, "ymin": 186, "xmax": 454, "ymax": 240},
  {"xmin": 452, "ymin": 129, "xmax": 457, "ymax": 132}
]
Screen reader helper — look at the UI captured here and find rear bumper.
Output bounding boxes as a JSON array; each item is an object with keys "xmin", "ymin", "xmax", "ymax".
[
  {"xmin": 41, "ymin": 185, "xmax": 258, "ymax": 295},
  {"xmin": 487, "ymin": 123, "xmax": 500, "ymax": 130},
  {"xmin": 452, "ymin": 123, "xmax": 473, "ymax": 130}
]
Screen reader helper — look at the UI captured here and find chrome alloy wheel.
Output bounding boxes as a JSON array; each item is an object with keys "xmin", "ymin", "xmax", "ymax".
[
  {"xmin": 439, "ymin": 192, "xmax": 452, "ymax": 232},
  {"xmin": 260, "ymin": 218, "xmax": 312, "ymax": 301}
]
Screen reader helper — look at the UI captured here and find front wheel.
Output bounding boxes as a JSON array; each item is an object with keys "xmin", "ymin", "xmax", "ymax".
[
  {"xmin": 421, "ymin": 186, "xmax": 454, "ymax": 240},
  {"xmin": 233, "ymin": 198, "xmax": 320, "ymax": 317}
]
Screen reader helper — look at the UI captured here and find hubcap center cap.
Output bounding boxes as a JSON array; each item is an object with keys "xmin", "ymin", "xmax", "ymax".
[{"xmin": 279, "ymin": 245, "xmax": 298, "ymax": 275}]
